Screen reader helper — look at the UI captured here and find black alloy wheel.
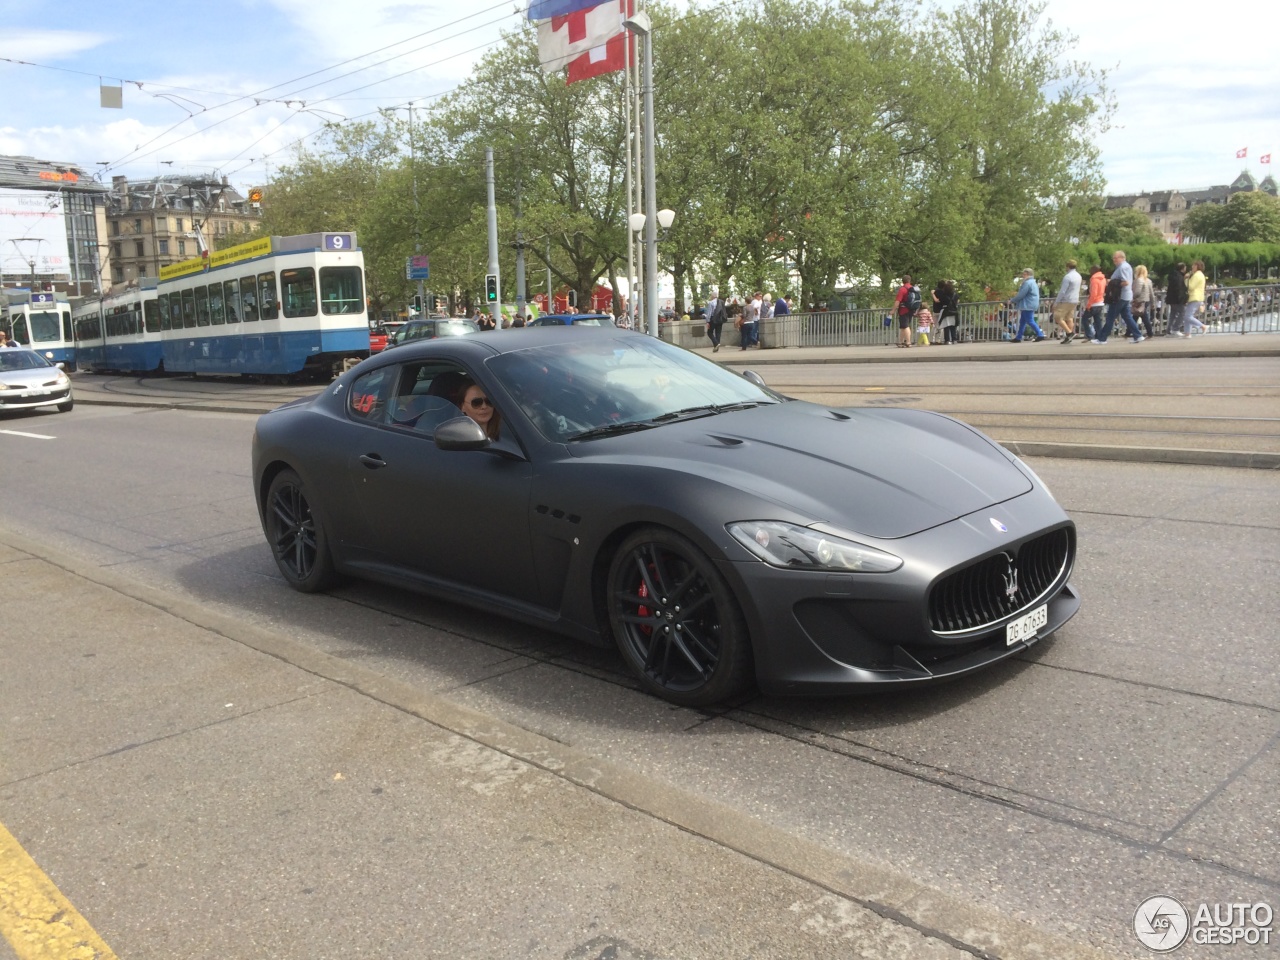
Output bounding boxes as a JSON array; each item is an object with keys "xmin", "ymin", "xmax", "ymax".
[
  {"xmin": 607, "ymin": 527, "xmax": 752, "ymax": 706},
  {"xmin": 265, "ymin": 468, "xmax": 336, "ymax": 592}
]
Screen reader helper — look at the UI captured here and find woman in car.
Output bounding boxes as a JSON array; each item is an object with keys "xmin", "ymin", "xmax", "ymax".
[{"xmin": 455, "ymin": 377, "xmax": 501, "ymax": 441}]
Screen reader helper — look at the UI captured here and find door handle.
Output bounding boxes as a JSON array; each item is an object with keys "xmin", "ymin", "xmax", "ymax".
[{"xmin": 358, "ymin": 454, "xmax": 387, "ymax": 469}]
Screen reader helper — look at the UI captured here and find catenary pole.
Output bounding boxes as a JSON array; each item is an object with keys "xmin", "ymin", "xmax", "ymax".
[{"xmin": 485, "ymin": 147, "xmax": 501, "ymax": 329}]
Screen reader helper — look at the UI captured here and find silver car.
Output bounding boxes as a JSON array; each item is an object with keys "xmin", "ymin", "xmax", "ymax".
[{"xmin": 0, "ymin": 348, "xmax": 74, "ymax": 413}]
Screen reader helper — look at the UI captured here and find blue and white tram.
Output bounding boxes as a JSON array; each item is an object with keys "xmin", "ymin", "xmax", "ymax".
[
  {"xmin": 157, "ymin": 232, "xmax": 369, "ymax": 377},
  {"xmin": 2, "ymin": 292, "xmax": 76, "ymax": 369},
  {"xmin": 72, "ymin": 280, "xmax": 164, "ymax": 374}
]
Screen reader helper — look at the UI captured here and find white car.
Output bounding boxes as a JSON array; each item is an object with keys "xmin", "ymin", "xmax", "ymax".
[{"xmin": 0, "ymin": 347, "xmax": 74, "ymax": 413}]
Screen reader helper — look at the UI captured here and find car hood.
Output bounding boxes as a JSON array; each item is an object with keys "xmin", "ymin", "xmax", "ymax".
[
  {"xmin": 0, "ymin": 365, "xmax": 65, "ymax": 388},
  {"xmin": 568, "ymin": 401, "xmax": 1033, "ymax": 539}
]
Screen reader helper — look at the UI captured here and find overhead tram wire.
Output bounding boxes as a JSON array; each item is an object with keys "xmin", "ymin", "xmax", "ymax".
[
  {"xmin": 218, "ymin": 0, "xmax": 755, "ymax": 182},
  {"xmin": 96, "ymin": 0, "xmax": 518, "ymax": 173}
]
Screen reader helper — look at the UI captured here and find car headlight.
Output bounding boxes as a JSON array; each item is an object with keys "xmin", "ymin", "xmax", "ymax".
[
  {"xmin": 727, "ymin": 521, "xmax": 903, "ymax": 572},
  {"xmin": 55, "ymin": 372, "xmax": 69, "ymax": 385}
]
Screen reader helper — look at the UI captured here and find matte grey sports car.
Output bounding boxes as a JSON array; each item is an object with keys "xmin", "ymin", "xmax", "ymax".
[{"xmin": 252, "ymin": 328, "xmax": 1078, "ymax": 705}]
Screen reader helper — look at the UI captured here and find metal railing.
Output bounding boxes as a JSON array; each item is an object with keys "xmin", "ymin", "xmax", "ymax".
[{"xmin": 760, "ymin": 283, "xmax": 1280, "ymax": 346}]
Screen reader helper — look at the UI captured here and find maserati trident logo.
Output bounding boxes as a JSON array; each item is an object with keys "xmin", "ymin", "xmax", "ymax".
[
  {"xmin": 989, "ymin": 517, "xmax": 1008, "ymax": 533},
  {"xmin": 1002, "ymin": 558, "xmax": 1019, "ymax": 599}
]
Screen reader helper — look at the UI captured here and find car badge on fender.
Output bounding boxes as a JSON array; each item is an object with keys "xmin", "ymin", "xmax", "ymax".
[{"xmin": 990, "ymin": 518, "xmax": 1008, "ymax": 533}]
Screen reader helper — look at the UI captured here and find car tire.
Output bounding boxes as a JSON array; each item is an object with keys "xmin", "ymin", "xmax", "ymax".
[
  {"xmin": 607, "ymin": 527, "xmax": 753, "ymax": 706},
  {"xmin": 57, "ymin": 399, "xmax": 74, "ymax": 412},
  {"xmin": 265, "ymin": 468, "xmax": 337, "ymax": 593}
]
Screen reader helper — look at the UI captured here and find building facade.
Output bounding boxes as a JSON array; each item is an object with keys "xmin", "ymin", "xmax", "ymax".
[
  {"xmin": 1106, "ymin": 170, "xmax": 1278, "ymax": 242},
  {"xmin": 105, "ymin": 175, "xmax": 263, "ymax": 287},
  {"xmin": 0, "ymin": 155, "xmax": 109, "ymax": 298}
]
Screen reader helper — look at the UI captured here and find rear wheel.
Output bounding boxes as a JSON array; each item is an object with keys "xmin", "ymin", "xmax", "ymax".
[
  {"xmin": 265, "ymin": 468, "xmax": 336, "ymax": 592},
  {"xmin": 607, "ymin": 527, "xmax": 753, "ymax": 706}
]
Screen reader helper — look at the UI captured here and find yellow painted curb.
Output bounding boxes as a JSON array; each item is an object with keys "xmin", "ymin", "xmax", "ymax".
[{"xmin": 0, "ymin": 822, "xmax": 117, "ymax": 960}]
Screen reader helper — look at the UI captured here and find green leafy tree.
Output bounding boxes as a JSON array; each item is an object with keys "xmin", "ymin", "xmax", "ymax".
[{"xmin": 1183, "ymin": 192, "xmax": 1280, "ymax": 244}]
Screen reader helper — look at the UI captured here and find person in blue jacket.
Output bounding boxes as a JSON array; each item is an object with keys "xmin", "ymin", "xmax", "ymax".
[{"xmin": 1009, "ymin": 268, "xmax": 1046, "ymax": 342}]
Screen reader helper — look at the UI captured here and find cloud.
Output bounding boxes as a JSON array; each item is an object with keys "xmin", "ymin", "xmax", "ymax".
[{"xmin": 0, "ymin": 29, "xmax": 108, "ymax": 61}]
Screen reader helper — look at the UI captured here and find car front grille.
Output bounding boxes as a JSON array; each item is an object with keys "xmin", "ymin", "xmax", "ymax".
[
  {"xmin": 928, "ymin": 527, "xmax": 1074, "ymax": 634},
  {"xmin": 0, "ymin": 386, "xmax": 70, "ymax": 405}
]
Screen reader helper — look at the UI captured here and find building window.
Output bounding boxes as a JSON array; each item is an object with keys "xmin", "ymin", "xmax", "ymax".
[
  {"xmin": 135, "ymin": 241, "xmax": 145, "ymax": 258},
  {"xmin": 176, "ymin": 218, "xmax": 184, "ymax": 232},
  {"xmin": 112, "ymin": 266, "xmax": 124, "ymax": 283},
  {"xmin": 178, "ymin": 240, "xmax": 187, "ymax": 256},
  {"xmin": 134, "ymin": 218, "xmax": 143, "ymax": 234},
  {"xmin": 112, "ymin": 242, "xmax": 122, "ymax": 259},
  {"xmin": 159, "ymin": 239, "xmax": 169, "ymax": 255},
  {"xmin": 111, "ymin": 221, "xmax": 120, "ymax": 236}
]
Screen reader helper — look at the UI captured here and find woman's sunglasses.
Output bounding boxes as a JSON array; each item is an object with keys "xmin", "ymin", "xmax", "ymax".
[{"xmin": 467, "ymin": 396, "xmax": 492, "ymax": 409}]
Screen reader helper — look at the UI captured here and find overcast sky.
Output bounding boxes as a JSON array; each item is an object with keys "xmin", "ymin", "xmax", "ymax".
[{"xmin": 0, "ymin": 0, "xmax": 1275, "ymax": 197}]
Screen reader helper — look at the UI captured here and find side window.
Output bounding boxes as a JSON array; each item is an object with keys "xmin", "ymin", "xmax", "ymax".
[
  {"xmin": 280, "ymin": 268, "xmax": 316, "ymax": 319},
  {"xmin": 181, "ymin": 289, "xmax": 196, "ymax": 328},
  {"xmin": 387, "ymin": 362, "xmax": 471, "ymax": 435},
  {"xmin": 158, "ymin": 294, "xmax": 170, "ymax": 330},
  {"xmin": 209, "ymin": 283, "xmax": 225, "ymax": 325},
  {"xmin": 240, "ymin": 277, "xmax": 259, "ymax": 322},
  {"xmin": 223, "ymin": 280, "xmax": 241, "ymax": 323},
  {"xmin": 348, "ymin": 366, "xmax": 395, "ymax": 425},
  {"xmin": 145, "ymin": 298, "xmax": 162, "ymax": 333},
  {"xmin": 62, "ymin": 310, "xmax": 73, "ymax": 342},
  {"xmin": 259, "ymin": 272, "xmax": 279, "ymax": 320},
  {"xmin": 195, "ymin": 286, "xmax": 210, "ymax": 326}
]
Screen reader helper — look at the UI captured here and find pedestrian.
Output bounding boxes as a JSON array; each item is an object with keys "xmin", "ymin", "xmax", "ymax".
[
  {"xmin": 934, "ymin": 280, "xmax": 960, "ymax": 344},
  {"xmin": 1166, "ymin": 262, "xmax": 1189, "ymax": 336},
  {"xmin": 1094, "ymin": 250, "xmax": 1141, "ymax": 344},
  {"xmin": 0, "ymin": 330, "xmax": 11, "ymax": 348},
  {"xmin": 750, "ymin": 291, "xmax": 765, "ymax": 346},
  {"xmin": 915, "ymin": 306, "xmax": 933, "ymax": 345},
  {"xmin": 740, "ymin": 292, "xmax": 760, "ymax": 350},
  {"xmin": 704, "ymin": 290, "xmax": 727, "ymax": 352},
  {"xmin": 1185, "ymin": 260, "xmax": 1208, "ymax": 335},
  {"xmin": 1009, "ymin": 268, "xmax": 1046, "ymax": 342},
  {"xmin": 1132, "ymin": 265, "xmax": 1155, "ymax": 339},
  {"xmin": 1052, "ymin": 260, "xmax": 1081, "ymax": 343},
  {"xmin": 773, "ymin": 293, "xmax": 791, "ymax": 316},
  {"xmin": 894, "ymin": 274, "xmax": 920, "ymax": 347}
]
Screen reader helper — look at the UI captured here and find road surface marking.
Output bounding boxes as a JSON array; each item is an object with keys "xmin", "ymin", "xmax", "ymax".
[
  {"xmin": 0, "ymin": 430, "xmax": 55, "ymax": 440},
  {"xmin": 0, "ymin": 821, "xmax": 118, "ymax": 960}
]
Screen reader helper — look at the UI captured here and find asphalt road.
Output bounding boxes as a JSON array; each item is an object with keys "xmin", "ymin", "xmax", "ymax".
[{"xmin": 1, "ymin": 397, "xmax": 1277, "ymax": 959}]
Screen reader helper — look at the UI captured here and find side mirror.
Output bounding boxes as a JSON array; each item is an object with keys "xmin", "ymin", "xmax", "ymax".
[
  {"xmin": 55, "ymin": 362, "xmax": 67, "ymax": 370},
  {"xmin": 434, "ymin": 416, "xmax": 491, "ymax": 451},
  {"xmin": 741, "ymin": 369, "xmax": 767, "ymax": 389}
]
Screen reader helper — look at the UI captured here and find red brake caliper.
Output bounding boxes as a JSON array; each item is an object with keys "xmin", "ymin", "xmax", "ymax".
[{"xmin": 637, "ymin": 577, "xmax": 652, "ymax": 635}]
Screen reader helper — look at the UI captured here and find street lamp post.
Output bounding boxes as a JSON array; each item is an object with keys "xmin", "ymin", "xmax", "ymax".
[{"xmin": 623, "ymin": 11, "xmax": 659, "ymax": 337}]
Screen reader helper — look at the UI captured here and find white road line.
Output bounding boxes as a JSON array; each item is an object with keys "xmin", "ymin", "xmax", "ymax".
[{"xmin": 0, "ymin": 429, "xmax": 56, "ymax": 440}]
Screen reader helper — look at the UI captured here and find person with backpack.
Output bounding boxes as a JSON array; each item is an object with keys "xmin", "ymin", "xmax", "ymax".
[{"xmin": 895, "ymin": 275, "xmax": 921, "ymax": 348}]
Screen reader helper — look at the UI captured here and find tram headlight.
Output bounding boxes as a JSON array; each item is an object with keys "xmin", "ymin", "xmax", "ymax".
[{"xmin": 44, "ymin": 351, "xmax": 54, "ymax": 360}]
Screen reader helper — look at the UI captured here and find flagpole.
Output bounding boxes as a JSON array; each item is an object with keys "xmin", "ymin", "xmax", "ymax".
[
  {"xmin": 623, "ymin": 34, "xmax": 636, "ymax": 327},
  {"xmin": 631, "ymin": 10, "xmax": 644, "ymax": 330}
]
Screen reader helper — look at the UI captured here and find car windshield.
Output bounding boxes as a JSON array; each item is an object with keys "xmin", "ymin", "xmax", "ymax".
[
  {"xmin": 0, "ymin": 350, "xmax": 53, "ymax": 372},
  {"xmin": 488, "ymin": 334, "xmax": 782, "ymax": 441}
]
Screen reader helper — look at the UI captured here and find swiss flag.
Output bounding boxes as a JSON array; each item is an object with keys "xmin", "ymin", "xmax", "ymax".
[
  {"xmin": 567, "ymin": 24, "xmax": 632, "ymax": 84},
  {"xmin": 1236, "ymin": 147, "xmax": 1247, "ymax": 158},
  {"xmin": 536, "ymin": 0, "xmax": 626, "ymax": 74},
  {"xmin": 1262, "ymin": 154, "xmax": 1272, "ymax": 164}
]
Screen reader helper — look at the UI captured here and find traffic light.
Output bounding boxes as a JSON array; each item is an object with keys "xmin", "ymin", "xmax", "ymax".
[
  {"xmin": 485, "ymin": 274, "xmax": 498, "ymax": 303},
  {"xmin": 567, "ymin": 289, "xmax": 577, "ymax": 308},
  {"xmin": 412, "ymin": 295, "xmax": 422, "ymax": 313}
]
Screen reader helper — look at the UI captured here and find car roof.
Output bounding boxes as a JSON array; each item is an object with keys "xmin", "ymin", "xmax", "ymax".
[{"xmin": 373, "ymin": 324, "xmax": 625, "ymax": 361}]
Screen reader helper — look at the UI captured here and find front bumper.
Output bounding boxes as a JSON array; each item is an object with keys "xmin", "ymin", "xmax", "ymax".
[
  {"xmin": 720, "ymin": 493, "xmax": 1079, "ymax": 696},
  {"xmin": 0, "ymin": 385, "xmax": 72, "ymax": 411}
]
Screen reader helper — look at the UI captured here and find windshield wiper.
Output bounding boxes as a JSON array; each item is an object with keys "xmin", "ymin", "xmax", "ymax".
[
  {"xmin": 651, "ymin": 401, "xmax": 767, "ymax": 422},
  {"xmin": 567, "ymin": 420, "xmax": 661, "ymax": 442}
]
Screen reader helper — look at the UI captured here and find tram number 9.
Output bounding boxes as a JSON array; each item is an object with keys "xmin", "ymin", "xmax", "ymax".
[{"xmin": 325, "ymin": 234, "xmax": 352, "ymax": 250}]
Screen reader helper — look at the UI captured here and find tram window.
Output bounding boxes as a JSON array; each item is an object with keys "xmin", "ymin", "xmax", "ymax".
[
  {"xmin": 320, "ymin": 266, "xmax": 364, "ymax": 315},
  {"xmin": 158, "ymin": 295, "xmax": 170, "ymax": 331},
  {"xmin": 209, "ymin": 284, "xmax": 225, "ymax": 325},
  {"xmin": 29, "ymin": 311, "xmax": 60, "ymax": 342},
  {"xmin": 146, "ymin": 298, "xmax": 162, "ymax": 333},
  {"xmin": 223, "ymin": 280, "xmax": 241, "ymax": 323},
  {"xmin": 181, "ymin": 289, "xmax": 196, "ymax": 328},
  {"xmin": 171, "ymin": 294, "xmax": 185, "ymax": 330},
  {"xmin": 12, "ymin": 318, "xmax": 29, "ymax": 344},
  {"xmin": 195, "ymin": 286, "xmax": 211, "ymax": 326},
  {"xmin": 131, "ymin": 305, "xmax": 142, "ymax": 335},
  {"xmin": 240, "ymin": 277, "xmax": 259, "ymax": 322},
  {"xmin": 280, "ymin": 268, "xmax": 316, "ymax": 319},
  {"xmin": 62, "ymin": 310, "xmax": 73, "ymax": 342},
  {"xmin": 260, "ymin": 272, "xmax": 281, "ymax": 320}
]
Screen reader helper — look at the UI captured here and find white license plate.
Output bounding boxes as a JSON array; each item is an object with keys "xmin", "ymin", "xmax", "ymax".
[{"xmin": 1006, "ymin": 604, "xmax": 1048, "ymax": 646}]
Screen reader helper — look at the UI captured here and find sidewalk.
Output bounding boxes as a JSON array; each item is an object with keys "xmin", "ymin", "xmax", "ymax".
[
  {"xmin": 0, "ymin": 530, "xmax": 1122, "ymax": 960},
  {"xmin": 687, "ymin": 329, "xmax": 1280, "ymax": 365}
]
